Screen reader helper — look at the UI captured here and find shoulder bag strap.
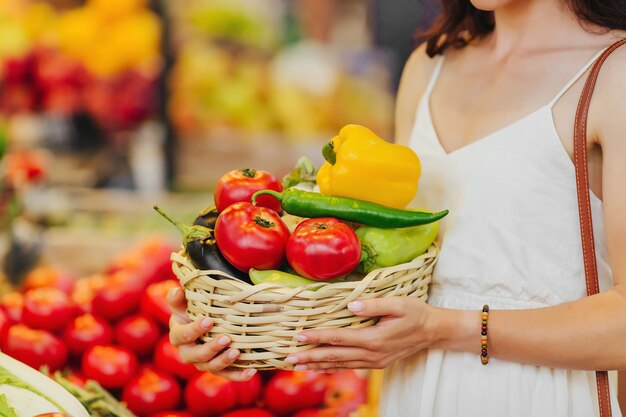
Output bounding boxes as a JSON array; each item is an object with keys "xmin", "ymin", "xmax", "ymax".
[{"xmin": 573, "ymin": 38, "xmax": 626, "ymax": 417}]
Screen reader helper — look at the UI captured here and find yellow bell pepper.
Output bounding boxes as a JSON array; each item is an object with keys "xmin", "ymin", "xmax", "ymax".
[{"xmin": 316, "ymin": 124, "xmax": 421, "ymax": 209}]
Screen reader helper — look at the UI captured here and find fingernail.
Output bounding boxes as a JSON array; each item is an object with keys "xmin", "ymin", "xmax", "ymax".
[
  {"xmin": 168, "ymin": 288, "xmax": 179, "ymax": 301},
  {"xmin": 228, "ymin": 349, "xmax": 240, "ymax": 359},
  {"xmin": 218, "ymin": 336, "xmax": 230, "ymax": 346},
  {"xmin": 348, "ymin": 301, "xmax": 364, "ymax": 312},
  {"xmin": 245, "ymin": 369, "xmax": 257, "ymax": 377},
  {"xmin": 285, "ymin": 356, "xmax": 299, "ymax": 364},
  {"xmin": 201, "ymin": 318, "xmax": 213, "ymax": 329},
  {"xmin": 294, "ymin": 365, "xmax": 308, "ymax": 371},
  {"xmin": 295, "ymin": 334, "xmax": 307, "ymax": 343}
]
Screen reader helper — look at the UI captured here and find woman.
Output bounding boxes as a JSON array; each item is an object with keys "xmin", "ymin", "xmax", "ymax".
[{"xmin": 167, "ymin": 0, "xmax": 626, "ymax": 415}]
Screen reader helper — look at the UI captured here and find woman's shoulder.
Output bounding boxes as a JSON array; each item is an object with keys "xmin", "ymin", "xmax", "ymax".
[
  {"xmin": 402, "ymin": 43, "xmax": 442, "ymax": 94},
  {"xmin": 592, "ymin": 37, "xmax": 626, "ymax": 146},
  {"xmin": 395, "ymin": 44, "xmax": 442, "ymax": 144}
]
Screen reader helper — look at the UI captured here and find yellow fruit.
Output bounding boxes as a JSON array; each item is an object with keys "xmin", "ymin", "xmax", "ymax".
[
  {"xmin": 86, "ymin": 0, "xmax": 146, "ymax": 21},
  {"xmin": 56, "ymin": 7, "xmax": 100, "ymax": 61}
]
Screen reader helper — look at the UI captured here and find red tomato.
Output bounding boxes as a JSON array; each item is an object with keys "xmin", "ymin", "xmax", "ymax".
[
  {"xmin": 66, "ymin": 369, "xmax": 88, "ymax": 387},
  {"xmin": 92, "ymin": 271, "xmax": 142, "ymax": 322},
  {"xmin": 185, "ymin": 372, "xmax": 236, "ymax": 416},
  {"xmin": 264, "ymin": 371, "xmax": 327, "ymax": 416},
  {"xmin": 292, "ymin": 411, "xmax": 320, "ymax": 417},
  {"xmin": 323, "ymin": 370, "xmax": 367, "ymax": 412},
  {"xmin": 214, "ymin": 169, "xmax": 283, "ymax": 213},
  {"xmin": 232, "ymin": 371, "xmax": 262, "ymax": 407},
  {"xmin": 292, "ymin": 410, "xmax": 339, "ymax": 417},
  {"xmin": 122, "ymin": 367, "xmax": 181, "ymax": 417},
  {"xmin": 153, "ymin": 335, "xmax": 197, "ymax": 380},
  {"xmin": 22, "ymin": 287, "xmax": 73, "ymax": 331},
  {"xmin": 286, "ymin": 218, "xmax": 361, "ymax": 280},
  {"xmin": 1, "ymin": 292, "xmax": 24, "ymax": 323},
  {"xmin": 222, "ymin": 409, "xmax": 275, "ymax": 417},
  {"xmin": 22, "ymin": 266, "xmax": 75, "ymax": 294},
  {"xmin": 108, "ymin": 240, "xmax": 177, "ymax": 288},
  {"xmin": 3, "ymin": 324, "xmax": 68, "ymax": 372},
  {"xmin": 71, "ymin": 275, "xmax": 108, "ymax": 315},
  {"xmin": 64, "ymin": 314, "xmax": 113, "ymax": 357},
  {"xmin": 151, "ymin": 413, "xmax": 193, "ymax": 417},
  {"xmin": 0, "ymin": 309, "xmax": 8, "ymax": 345},
  {"xmin": 140, "ymin": 280, "xmax": 181, "ymax": 326},
  {"xmin": 114, "ymin": 315, "xmax": 162, "ymax": 357},
  {"xmin": 214, "ymin": 202, "xmax": 290, "ymax": 272},
  {"xmin": 82, "ymin": 345, "xmax": 138, "ymax": 389}
]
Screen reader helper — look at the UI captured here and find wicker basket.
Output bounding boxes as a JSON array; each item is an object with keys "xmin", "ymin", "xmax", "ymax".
[{"xmin": 170, "ymin": 244, "xmax": 438, "ymax": 370}]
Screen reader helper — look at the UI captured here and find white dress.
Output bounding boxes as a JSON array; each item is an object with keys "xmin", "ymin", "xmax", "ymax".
[{"xmin": 379, "ymin": 49, "xmax": 622, "ymax": 417}]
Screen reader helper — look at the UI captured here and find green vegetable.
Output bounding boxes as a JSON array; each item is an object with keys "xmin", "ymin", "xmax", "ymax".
[
  {"xmin": 0, "ymin": 365, "xmax": 65, "ymax": 414},
  {"xmin": 252, "ymin": 189, "xmax": 448, "ymax": 228},
  {"xmin": 282, "ymin": 156, "xmax": 318, "ymax": 190},
  {"xmin": 249, "ymin": 269, "xmax": 321, "ymax": 289},
  {"xmin": 0, "ymin": 394, "xmax": 18, "ymax": 417},
  {"xmin": 357, "ymin": 221, "xmax": 439, "ymax": 273},
  {"xmin": 52, "ymin": 372, "xmax": 137, "ymax": 417}
]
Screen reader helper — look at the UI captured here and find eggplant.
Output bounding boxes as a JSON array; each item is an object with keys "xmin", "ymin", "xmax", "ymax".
[
  {"xmin": 153, "ymin": 205, "xmax": 250, "ymax": 283},
  {"xmin": 186, "ymin": 238, "xmax": 251, "ymax": 282},
  {"xmin": 193, "ymin": 205, "xmax": 219, "ymax": 229}
]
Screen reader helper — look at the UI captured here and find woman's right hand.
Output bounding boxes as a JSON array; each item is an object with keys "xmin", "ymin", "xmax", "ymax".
[{"xmin": 168, "ymin": 287, "xmax": 257, "ymax": 381}]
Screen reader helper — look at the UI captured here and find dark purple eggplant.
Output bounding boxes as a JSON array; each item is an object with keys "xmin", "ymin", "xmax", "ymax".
[
  {"xmin": 193, "ymin": 205, "xmax": 219, "ymax": 230},
  {"xmin": 153, "ymin": 205, "xmax": 250, "ymax": 283}
]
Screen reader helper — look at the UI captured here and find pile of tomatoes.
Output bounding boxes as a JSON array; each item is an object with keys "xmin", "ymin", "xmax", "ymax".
[{"xmin": 0, "ymin": 239, "xmax": 367, "ymax": 416}]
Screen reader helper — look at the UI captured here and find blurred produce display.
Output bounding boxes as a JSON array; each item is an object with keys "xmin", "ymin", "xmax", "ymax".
[
  {"xmin": 168, "ymin": 0, "xmax": 395, "ymax": 189},
  {"xmin": 169, "ymin": 0, "xmax": 393, "ymax": 140},
  {"xmin": 0, "ymin": 239, "xmax": 370, "ymax": 416},
  {"xmin": 0, "ymin": 0, "xmax": 161, "ymax": 131}
]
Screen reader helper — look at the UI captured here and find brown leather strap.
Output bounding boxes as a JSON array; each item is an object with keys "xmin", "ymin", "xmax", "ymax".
[{"xmin": 573, "ymin": 38, "xmax": 626, "ymax": 417}]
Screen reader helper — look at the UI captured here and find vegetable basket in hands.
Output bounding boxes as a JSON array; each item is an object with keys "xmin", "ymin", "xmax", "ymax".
[
  {"xmin": 166, "ymin": 125, "xmax": 445, "ymax": 370},
  {"xmin": 170, "ymin": 244, "xmax": 438, "ymax": 370}
]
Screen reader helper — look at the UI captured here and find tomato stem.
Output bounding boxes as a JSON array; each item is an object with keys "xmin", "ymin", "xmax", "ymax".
[
  {"xmin": 241, "ymin": 168, "xmax": 257, "ymax": 178},
  {"xmin": 254, "ymin": 216, "xmax": 275, "ymax": 228}
]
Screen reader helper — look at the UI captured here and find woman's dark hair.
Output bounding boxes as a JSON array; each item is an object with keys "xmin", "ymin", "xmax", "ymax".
[{"xmin": 421, "ymin": 0, "xmax": 626, "ymax": 57}]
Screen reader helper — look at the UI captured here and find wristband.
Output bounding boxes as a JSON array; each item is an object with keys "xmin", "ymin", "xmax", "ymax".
[{"xmin": 481, "ymin": 304, "xmax": 489, "ymax": 365}]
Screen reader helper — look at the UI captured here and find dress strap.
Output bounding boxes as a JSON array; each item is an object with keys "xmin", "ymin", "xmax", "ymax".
[
  {"xmin": 547, "ymin": 46, "xmax": 609, "ymax": 108},
  {"xmin": 422, "ymin": 57, "xmax": 445, "ymax": 101}
]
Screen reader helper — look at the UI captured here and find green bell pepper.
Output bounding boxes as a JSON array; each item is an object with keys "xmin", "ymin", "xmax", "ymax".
[{"xmin": 356, "ymin": 221, "xmax": 439, "ymax": 273}]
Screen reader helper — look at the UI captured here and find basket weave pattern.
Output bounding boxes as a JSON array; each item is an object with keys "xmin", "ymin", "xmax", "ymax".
[{"xmin": 171, "ymin": 244, "xmax": 438, "ymax": 370}]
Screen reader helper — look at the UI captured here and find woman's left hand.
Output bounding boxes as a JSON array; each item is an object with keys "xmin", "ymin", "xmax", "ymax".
[{"xmin": 285, "ymin": 297, "xmax": 447, "ymax": 371}]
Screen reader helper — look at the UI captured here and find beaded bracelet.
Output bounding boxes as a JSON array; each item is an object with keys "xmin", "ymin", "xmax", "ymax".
[{"xmin": 481, "ymin": 304, "xmax": 489, "ymax": 365}]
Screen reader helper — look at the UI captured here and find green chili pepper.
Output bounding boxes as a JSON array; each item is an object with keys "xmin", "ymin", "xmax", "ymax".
[
  {"xmin": 249, "ymin": 269, "xmax": 321, "ymax": 289},
  {"xmin": 357, "ymin": 221, "xmax": 439, "ymax": 273},
  {"xmin": 251, "ymin": 189, "xmax": 448, "ymax": 228}
]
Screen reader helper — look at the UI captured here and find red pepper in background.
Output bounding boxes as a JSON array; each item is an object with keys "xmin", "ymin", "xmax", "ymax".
[
  {"xmin": 22, "ymin": 287, "xmax": 73, "ymax": 332},
  {"xmin": 122, "ymin": 367, "xmax": 182, "ymax": 417},
  {"xmin": 82, "ymin": 344, "xmax": 138, "ymax": 389},
  {"xmin": 2, "ymin": 324, "xmax": 68, "ymax": 372},
  {"xmin": 184, "ymin": 372, "xmax": 237, "ymax": 416},
  {"xmin": 64, "ymin": 314, "xmax": 113, "ymax": 357}
]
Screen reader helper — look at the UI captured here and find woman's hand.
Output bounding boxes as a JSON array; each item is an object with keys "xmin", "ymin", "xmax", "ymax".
[
  {"xmin": 167, "ymin": 287, "xmax": 257, "ymax": 381},
  {"xmin": 284, "ymin": 297, "xmax": 465, "ymax": 371}
]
